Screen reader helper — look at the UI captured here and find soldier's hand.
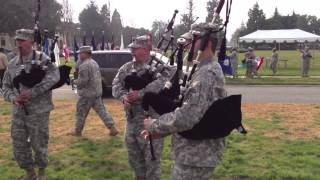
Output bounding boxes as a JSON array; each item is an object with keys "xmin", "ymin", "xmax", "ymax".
[
  {"xmin": 13, "ymin": 96, "xmax": 24, "ymax": 107},
  {"xmin": 140, "ymin": 130, "xmax": 162, "ymax": 140},
  {"xmin": 123, "ymin": 95, "xmax": 132, "ymax": 108},
  {"xmin": 19, "ymin": 90, "xmax": 32, "ymax": 102},
  {"xmin": 127, "ymin": 90, "xmax": 140, "ymax": 103}
]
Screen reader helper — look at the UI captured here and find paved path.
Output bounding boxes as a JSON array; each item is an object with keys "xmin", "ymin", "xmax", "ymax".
[
  {"xmin": 52, "ymin": 85, "xmax": 319, "ymax": 104},
  {"xmin": 226, "ymin": 85, "xmax": 320, "ymax": 103}
]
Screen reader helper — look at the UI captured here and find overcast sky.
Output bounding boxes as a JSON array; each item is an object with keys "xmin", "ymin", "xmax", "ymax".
[{"xmin": 57, "ymin": 0, "xmax": 320, "ymax": 39}]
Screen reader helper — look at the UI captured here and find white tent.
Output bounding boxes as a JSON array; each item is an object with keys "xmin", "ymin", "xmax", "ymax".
[{"xmin": 239, "ymin": 29, "xmax": 320, "ymax": 43}]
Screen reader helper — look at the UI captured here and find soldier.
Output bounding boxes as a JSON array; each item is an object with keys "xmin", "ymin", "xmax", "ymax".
[
  {"xmin": 270, "ymin": 48, "xmax": 279, "ymax": 75},
  {"xmin": 244, "ymin": 47, "xmax": 257, "ymax": 78},
  {"xmin": 2, "ymin": 29, "xmax": 60, "ymax": 180},
  {"xmin": 142, "ymin": 23, "xmax": 226, "ymax": 180},
  {"xmin": 230, "ymin": 48, "xmax": 238, "ymax": 78},
  {"xmin": 112, "ymin": 35, "xmax": 171, "ymax": 180},
  {"xmin": 0, "ymin": 47, "xmax": 8, "ymax": 87},
  {"xmin": 300, "ymin": 47, "xmax": 312, "ymax": 77},
  {"xmin": 68, "ymin": 46, "xmax": 119, "ymax": 136}
]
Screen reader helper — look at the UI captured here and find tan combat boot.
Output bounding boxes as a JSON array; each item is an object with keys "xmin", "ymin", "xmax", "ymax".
[
  {"xmin": 20, "ymin": 169, "xmax": 37, "ymax": 180},
  {"xmin": 37, "ymin": 168, "xmax": 46, "ymax": 180},
  {"xmin": 109, "ymin": 126, "xmax": 119, "ymax": 136}
]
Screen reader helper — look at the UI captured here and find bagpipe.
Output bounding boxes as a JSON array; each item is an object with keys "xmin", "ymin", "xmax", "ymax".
[
  {"xmin": 124, "ymin": 9, "xmax": 181, "ymax": 112},
  {"xmin": 12, "ymin": 0, "xmax": 71, "ymax": 115},
  {"xmin": 142, "ymin": 0, "xmax": 247, "ymax": 141}
]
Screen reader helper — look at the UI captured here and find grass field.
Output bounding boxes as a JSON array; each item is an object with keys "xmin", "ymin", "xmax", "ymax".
[{"xmin": 1, "ymin": 99, "xmax": 320, "ymax": 179}]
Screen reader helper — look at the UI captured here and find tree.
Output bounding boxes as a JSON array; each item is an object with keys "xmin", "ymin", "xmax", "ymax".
[
  {"xmin": 246, "ymin": 2, "xmax": 266, "ymax": 33},
  {"xmin": 205, "ymin": 0, "xmax": 223, "ymax": 24},
  {"xmin": 151, "ymin": 20, "xmax": 167, "ymax": 42},
  {"xmin": 110, "ymin": 9, "xmax": 123, "ymax": 45},
  {"xmin": 0, "ymin": 0, "xmax": 62, "ymax": 36},
  {"xmin": 180, "ymin": 0, "xmax": 197, "ymax": 32},
  {"xmin": 62, "ymin": 0, "xmax": 73, "ymax": 23},
  {"xmin": 79, "ymin": 0, "xmax": 104, "ymax": 41},
  {"xmin": 100, "ymin": 3, "xmax": 111, "ymax": 40},
  {"xmin": 230, "ymin": 21, "xmax": 246, "ymax": 47}
]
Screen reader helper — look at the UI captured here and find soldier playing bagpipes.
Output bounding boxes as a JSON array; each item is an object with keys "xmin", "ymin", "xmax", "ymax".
[
  {"xmin": 112, "ymin": 35, "xmax": 173, "ymax": 180},
  {"xmin": 141, "ymin": 0, "xmax": 245, "ymax": 179},
  {"xmin": 2, "ymin": 28, "xmax": 60, "ymax": 180}
]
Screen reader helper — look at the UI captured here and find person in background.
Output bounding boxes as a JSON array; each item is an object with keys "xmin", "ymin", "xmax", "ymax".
[
  {"xmin": 68, "ymin": 46, "xmax": 119, "ymax": 137},
  {"xmin": 299, "ymin": 47, "xmax": 312, "ymax": 77},
  {"xmin": 270, "ymin": 48, "xmax": 279, "ymax": 75},
  {"xmin": 0, "ymin": 47, "xmax": 8, "ymax": 87},
  {"xmin": 230, "ymin": 48, "xmax": 238, "ymax": 78}
]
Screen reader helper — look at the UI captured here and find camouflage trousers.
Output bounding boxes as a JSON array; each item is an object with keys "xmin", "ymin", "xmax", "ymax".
[
  {"xmin": 231, "ymin": 62, "xmax": 238, "ymax": 78},
  {"xmin": 171, "ymin": 163, "xmax": 215, "ymax": 180},
  {"xmin": 246, "ymin": 60, "xmax": 257, "ymax": 78},
  {"xmin": 75, "ymin": 96, "xmax": 114, "ymax": 133},
  {"xmin": 125, "ymin": 123, "xmax": 164, "ymax": 180},
  {"xmin": 11, "ymin": 112, "xmax": 50, "ymax": 170},
  {"xmin": 302, "ymin": 59, "xmax": 310, "ymax": 77},
  {"xmin": 270, "ymin": 59, "xmax": 278, "ymax": 75}
]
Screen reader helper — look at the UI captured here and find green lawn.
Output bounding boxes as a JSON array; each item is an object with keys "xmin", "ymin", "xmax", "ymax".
[{"xmin": 1, "ymin": 100, "xmax": 320, "ymax": 179}]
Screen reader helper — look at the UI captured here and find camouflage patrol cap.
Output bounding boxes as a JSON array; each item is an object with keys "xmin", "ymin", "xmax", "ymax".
[
  {"xmin": 79, "ymin": 46, "xmax": 92, "ymax": 53},
  {"xmin": 128, "ymin": 35, "xmax": 152, "ymax": 49},
  {"xmin": 15, "ymin": 29, "xmax": 34, "ymax": 41},
  {"xmin": 180, "ymin": 22, "xmax": 221, "ymax": 40}
]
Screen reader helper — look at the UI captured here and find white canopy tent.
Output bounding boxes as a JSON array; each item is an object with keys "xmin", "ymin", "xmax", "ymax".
[{"xmin": 239, "ymin": 29, "xmax": 320, "ymax": 43}]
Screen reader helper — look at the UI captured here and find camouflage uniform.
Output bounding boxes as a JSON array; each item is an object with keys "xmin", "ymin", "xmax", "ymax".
[
  {"xmin": 245, "ymin": 50, "xmax": 257, "ymax": 78},
  {"xmin": 230, "ymin": 50, "xmax": 238, "ymax": 78},
  {"xmin": 112, "ymin": 57, "xmax": 172, "ymax": 180},
  {"xmin": 270, "ymin": 51, "xmax": 279, "ymax": 75},
  {"xmin": 147, "ymin": 58, "xmax": 226, "ymax": 180},
  {"xmin": 2, "ymin": 30, "xmax": 60, "ymax": 170},
  {"xmin": 301, "ymin": 49, "xmax": 312, "ymax": 77},
  {"xmin": 74, "ymin": 54, "xmax": 115, "ymax": 134}
]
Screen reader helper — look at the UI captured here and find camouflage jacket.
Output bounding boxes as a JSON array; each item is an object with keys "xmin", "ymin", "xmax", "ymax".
[
  {"xmin": 245, "ymin": 51, "xmax": 256, "ymax": 61},
  {"xmin": 76, "ymin": 58, "xmax": 102, "ymax": 98},
  {"xmin": 302, "ymin": 51, "xmax": 312, "ymax": 61},
  {"xmin": 2, "ymin": 51, "xmax": 60, "ymax": 115},
  {"xmin": 230, "ymin": 51, "xmax": 238, "ymax": 64},
  {"xmin": 112, "ymin": 57, "xmax": 173, "ymax": 129},
  {"xmin": 147, "ymin": 57, "xmax": 226, "ymax": 167},
  {"xmin": 271, "ymin": 52, "xmax": 279, "ymax": 62}
]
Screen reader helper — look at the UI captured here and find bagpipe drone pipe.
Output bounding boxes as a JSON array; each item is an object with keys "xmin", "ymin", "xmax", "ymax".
[{"xmin": 142, "ymin": 0, "xmax": 247, "ymax": 140}]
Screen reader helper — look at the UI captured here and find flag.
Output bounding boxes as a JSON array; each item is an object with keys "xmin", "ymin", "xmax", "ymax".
[
  {"xmin": 100, "ymin": 31, "xmax": 105, "ymax": 50},
  {"xmin": 120, "ymin": 33, "xmax": 124, "ymax": 50},
  {"xmin": 256, "ymin": 57, "xmax": 264, "ymax": 71},
  {"xmin": 218, "ymin": 56, "xmax": 233, "ymax": 75},
  {"xmin": 63, "ymin": 45, "xmax": 69, "ymax": 63},
  {"xmin": 83, "ymin": 32, "xmax": 87, "ymax": 46},
  {"xmin": 43, "ymin": 31, "xmax": 49, "ymax": 55},
  {"xmin": 73, "ymin": 37, "xmax": 79, "ymax": 62},
  {"xmin": 91, "ymin": 32, "xmax": 97, "ymax": 51},
  {"xmin": 53, "ymin": 42, "xmax": 60, "ymax": 67}
]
